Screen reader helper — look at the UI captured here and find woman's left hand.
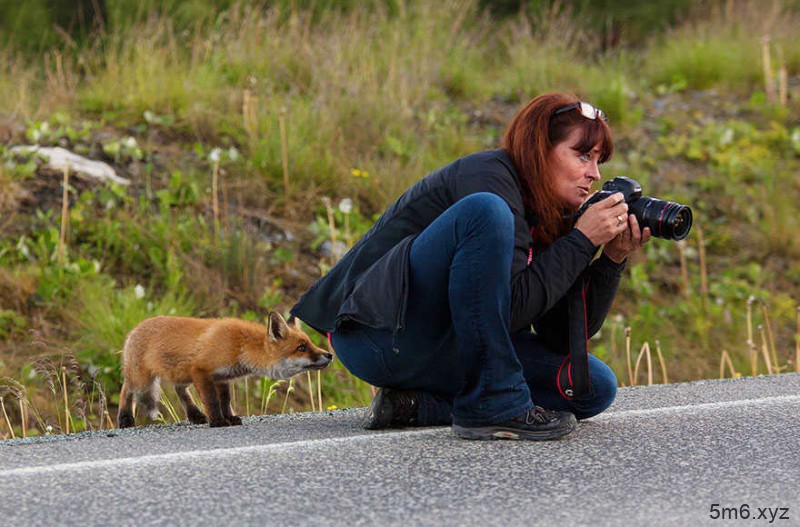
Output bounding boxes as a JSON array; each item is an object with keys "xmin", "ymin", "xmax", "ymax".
[{"xmin": 603, "ymin": 213, "xmax": 651, "ymax": 264}]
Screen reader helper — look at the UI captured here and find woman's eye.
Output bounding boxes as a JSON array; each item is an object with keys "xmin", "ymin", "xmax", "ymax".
[{"xmin": 579, "ymin": 153, "xmax": 591, "ymax": 162}]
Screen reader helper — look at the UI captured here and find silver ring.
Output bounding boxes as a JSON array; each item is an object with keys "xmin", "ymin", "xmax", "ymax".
[{"xmin": 616, "ymin": 215, "xmax": 624, "ymax": 225}]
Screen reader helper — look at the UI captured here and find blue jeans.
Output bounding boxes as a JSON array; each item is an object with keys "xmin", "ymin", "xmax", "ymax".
[{"xmin": 331, "ymin": 193, "xmax": 617, "ymax": 426}]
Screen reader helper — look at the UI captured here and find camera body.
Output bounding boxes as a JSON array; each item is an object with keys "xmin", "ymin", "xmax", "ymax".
[
  {"xmin": 580, "ymin": 176, "xmax": 692, "ymax": 241},
  {"xmin": 584, "ymin": 176, "xmax": 642, "ymax": 206}
]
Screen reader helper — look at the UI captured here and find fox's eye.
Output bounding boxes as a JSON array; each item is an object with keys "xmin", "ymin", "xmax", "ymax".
[{"xmin": 297, "ymin": 345, "xmax": 307, "ymax": 352}]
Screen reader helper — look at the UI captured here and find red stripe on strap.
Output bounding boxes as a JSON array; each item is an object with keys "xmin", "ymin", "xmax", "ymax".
[{"xmin": 527, "ymin": 226, "xmax": 536, "ymax": 266}]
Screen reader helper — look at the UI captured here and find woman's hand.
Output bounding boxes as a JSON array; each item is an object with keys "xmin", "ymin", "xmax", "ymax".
[
  {"xmin": 603, "ymin": 213, "xmax": 651, "ymax": 263},
  {"xmin": 574, "ymin": 192, "xmax": 630, "ymax": 247}
]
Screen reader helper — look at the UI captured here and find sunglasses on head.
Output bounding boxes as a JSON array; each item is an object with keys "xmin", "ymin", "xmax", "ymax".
[{"xmin": 553, "ymin": 101, "xmax": 608, "ymax": 122}]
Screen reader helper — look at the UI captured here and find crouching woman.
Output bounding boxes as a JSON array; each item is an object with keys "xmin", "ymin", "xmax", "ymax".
[{"xmin": 291, "ymin": 93, "xmax": 649, "ymax": 440}]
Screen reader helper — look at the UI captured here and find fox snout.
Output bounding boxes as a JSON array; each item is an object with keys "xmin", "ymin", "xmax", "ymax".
[
  {"xmin": 276, "ymin": 349, "xmax": 333, "ymax": 379},
  {"xmin": 309, "ymin": 351, "xmax": 334, "ymax": 370}
]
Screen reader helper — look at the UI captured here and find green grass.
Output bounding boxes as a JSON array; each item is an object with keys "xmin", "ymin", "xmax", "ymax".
[
  {"xmin": 643, "ymin": 2, "xmax": 800, "ymax": 93},
  {"xmin": 2, "ymin": 0, "xmax": 800, "ymax": 438}
]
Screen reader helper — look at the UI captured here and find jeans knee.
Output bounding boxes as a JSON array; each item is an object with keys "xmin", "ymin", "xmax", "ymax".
[
  {"xmin": 576, "ymin": 360, "xmax": 618, "ymax": 420},
  {"xmin": 456, "ymin": 192, "xmax": 514, "ymax": 241}
]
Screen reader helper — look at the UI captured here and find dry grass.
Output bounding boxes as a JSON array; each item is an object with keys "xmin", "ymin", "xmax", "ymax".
[{"xmin": 1, "ymin": 0, "xmax": 800, "ymax": 438}]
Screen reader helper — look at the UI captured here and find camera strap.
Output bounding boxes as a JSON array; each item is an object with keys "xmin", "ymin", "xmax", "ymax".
[{"xmin": 557, "ymin": 272, "xmax": 592, "ymax": 401}]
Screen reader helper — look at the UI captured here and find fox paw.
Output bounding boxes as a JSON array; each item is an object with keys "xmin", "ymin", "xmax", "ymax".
[
  {"xmin": 226, "ymin": 415, "xmax": 243, "ymax": 426},
  {"xmin": 187, "ymin": 412, "xmax": 208, "ymax": 425},
  {"xmin": 209, "ymin": 417, "xmax": 232, "ymax": 428},
  {"xmin": 117, "ymin": 413, "xmax": 135, "ymax": 429}
]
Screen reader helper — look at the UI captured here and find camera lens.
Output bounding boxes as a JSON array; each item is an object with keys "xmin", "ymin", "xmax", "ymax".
[{"xmin": 629, "ymin": 197, "xmax": 693, "ymax": 240}]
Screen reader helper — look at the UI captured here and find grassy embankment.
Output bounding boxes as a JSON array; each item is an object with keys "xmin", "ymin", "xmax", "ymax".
[{"xmin": 1, "ymin": 0, "xmax": 799, "ymax": 438}]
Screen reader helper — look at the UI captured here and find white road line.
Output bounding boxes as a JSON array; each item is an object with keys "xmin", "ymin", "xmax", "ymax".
[
  {"xmin": 0, "ymin": 429, "xmax": 444, "ymax": 478},
  {"xmin": 2, "ymin": 394, "xmax": 799, "ymax": 479},
  {"xmin": 596, "ymin": 394, "xmax": 800, "ymax": 419}
]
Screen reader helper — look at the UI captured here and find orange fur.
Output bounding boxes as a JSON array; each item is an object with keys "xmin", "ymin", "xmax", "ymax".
[{"xmin": 117, "ymin": 312, "xmax": 331, "ymax": 428}]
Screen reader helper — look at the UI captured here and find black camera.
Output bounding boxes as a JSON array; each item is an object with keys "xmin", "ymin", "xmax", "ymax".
[{"xmin": 579, "ymin": 176, "xmax": 692, "ymax": 241}]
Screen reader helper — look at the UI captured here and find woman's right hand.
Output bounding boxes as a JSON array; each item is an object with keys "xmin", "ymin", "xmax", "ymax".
[{"xmin": 574, "ymin": 192, "xmax": 630, "ymax": 246}]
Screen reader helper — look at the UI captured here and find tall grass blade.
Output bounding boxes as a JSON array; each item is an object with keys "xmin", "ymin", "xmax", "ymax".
[
  {"xmin": 677, "ymin": 241, "xmax": 690, "ymax": 298},
  {"xmin": 747, "ymin": 297, "xmax": 757, "ymax": 375},
  {"xmin": 761, "ymin": 35, "xmax": 776, "ymax": 103},
  {"xmin": 212, "ymin": 158, "xmax": 221, "ymax": 237},
  {"xmin": 719, "ymin": 350, "xmax": 738, "ymax": 379},
  {"xmin": 279, "ymin": 107, "xmax": 290, "ymax": 200},
  {"xmin": 19, "ymin": 399, "xmax": 27, "ymax": 438},
  {"xmin": 159, "ymin": 393, "xmax": 181, "ymax": 424},
  {"xmin": 306, "ymin": 372, "xmax": 315, "ymax": 412},
  {"xmin": 758, "ymin": 325, "xmax": 774, "ymax": 375},
  {"xmin": 625, "ymin": 327, "xmax": 633, "ymax": 386},
  {"xmin": 322, "ymin": 197, "xmax": 338, "ymax": 265},
  {"xmin": 244, "ymin": 377, "xmax": 250, "ymax": 416},
  {"xmin": 1, "ymin": 398, "xmax": 15, "ymax": 439},
  {"xmin": 794, "ymin": 306, "xmax": 800, "ymax": 373},
  {"xmin": 655, "ymin": 340, "xmax": 669, "ymax": 384},
  {"xmin": 633, "ymin": 342, "xmax": 653, "ymax": 386},
  {"xmin": 777, "ymin": 44, "xmax": 788, "ymax": 106},
  {"xmin": 317, "ymin": 370, "xmax": 322, "ymax": 411},
  {"xmin": 760, "ymin": 302, "xmax": 780, "ymax": 372},
  {"xmin": 281, "ymin": 378, "xmax": 295, "ymax": 414},
  {"xmin": 62, "ymin": 367, "xmax": 70, "ymax": 435},
  {"xmin": 698, "ymin": 227, "xmax": 708, "ymax": 296}
]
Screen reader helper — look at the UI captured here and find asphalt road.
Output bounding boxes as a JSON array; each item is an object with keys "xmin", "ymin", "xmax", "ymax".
[{"xmin": 1, "ymin": 373, "xmax": 799, "ymax": 526}]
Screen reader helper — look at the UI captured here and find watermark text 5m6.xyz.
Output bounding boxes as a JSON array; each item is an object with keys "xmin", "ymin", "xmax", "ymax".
[{"xmin": 710, "ymin": 504, "xmax": 789, "ymax": 523}]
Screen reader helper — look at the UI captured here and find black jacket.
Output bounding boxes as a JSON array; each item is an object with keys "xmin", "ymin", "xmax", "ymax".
[{"xmin": 291, "ymin": 149, "xmax": 625, "ymax": 351}]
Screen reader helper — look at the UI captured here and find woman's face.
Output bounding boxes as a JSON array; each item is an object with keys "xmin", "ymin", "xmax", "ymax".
[{"xmin": 548, "ymin": 126, "xmax": 603, "ymax": 211}]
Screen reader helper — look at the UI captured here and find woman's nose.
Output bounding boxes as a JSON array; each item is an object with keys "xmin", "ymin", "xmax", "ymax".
[{"xmin": 587, "ymin": 161, "xmax": 601, "ymax": 181}]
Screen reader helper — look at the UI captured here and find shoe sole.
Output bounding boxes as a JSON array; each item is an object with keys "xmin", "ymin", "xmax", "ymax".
[{"xmin": 452, "ymin": 418, "xmax": 577, "ymax": 441}]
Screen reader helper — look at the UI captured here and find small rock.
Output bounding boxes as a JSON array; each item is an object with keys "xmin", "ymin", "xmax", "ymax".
[{"xmin": 10, "ymin": 145, "xmax": 131, "ymax": 186}]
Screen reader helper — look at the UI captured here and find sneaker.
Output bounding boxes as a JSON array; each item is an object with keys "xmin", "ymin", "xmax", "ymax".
[
  {"xmin": 362, "ymin": 388, "xmax": 419, "ymax": 430},
  {"xmin": 452, "ymin": 406, "xmax": 577, "ymax": 440}
]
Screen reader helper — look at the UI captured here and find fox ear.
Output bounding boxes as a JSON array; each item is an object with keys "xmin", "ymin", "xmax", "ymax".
[
  {"xmin": 267, "ymin": 311, "xmax": 290, "ymax": 342},
  {"xmin": 287, "ymin": 315, "xmax": 301, "ymax": 329}
]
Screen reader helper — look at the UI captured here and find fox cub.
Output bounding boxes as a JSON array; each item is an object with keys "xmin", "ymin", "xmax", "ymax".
[{"xmin": 117, "ymin": 312, "xmax": 332, "ymax": 428}]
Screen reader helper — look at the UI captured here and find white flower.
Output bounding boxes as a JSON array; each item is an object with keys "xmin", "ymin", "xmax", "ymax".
[
  {"xmin": 338, "ymin": 198, "xmax": 353, "ymax": 214},
  {"xmin": 209, "ymin": 148, "xmax": 222, "ymax": 162},
  {"xmin": 791, "ymin": 128, "xmax": 800, "ymax": 147},
  {"xmin": 123, "ymin": 137, "xmax": 138, "ymax": 149},
  {"xmin": 134, "ymin": 284, "xmax": 146, "ymax": 299},
  {"xmin": 228, "ymin": 147, "xmax": 240, "ymax": 161},
  {"xmin": 719, "ymin": 128, "xmax": 734, "ymax": 146}
]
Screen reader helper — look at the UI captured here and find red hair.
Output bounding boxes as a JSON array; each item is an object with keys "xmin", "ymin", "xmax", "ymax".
[{"xmin": 502, "ymin": 93, "xmax": 614, "ymax": 244}]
